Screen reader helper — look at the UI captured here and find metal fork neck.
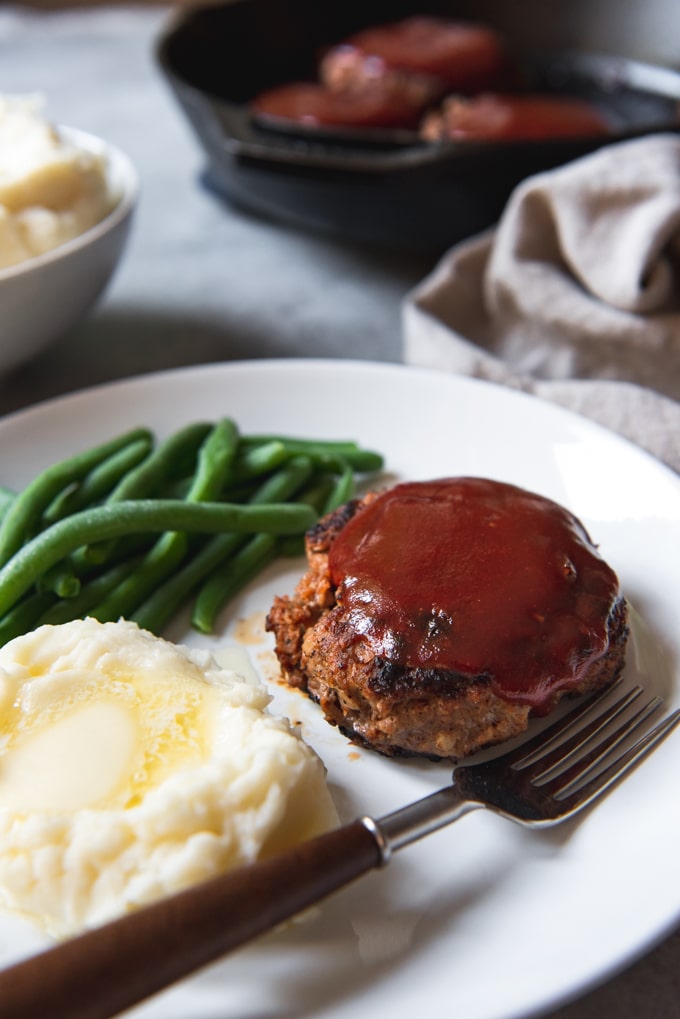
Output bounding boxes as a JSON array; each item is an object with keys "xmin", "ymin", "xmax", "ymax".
[{"xmin": 361, "ymin": 784, "xmax": 481, "ymax": 866}]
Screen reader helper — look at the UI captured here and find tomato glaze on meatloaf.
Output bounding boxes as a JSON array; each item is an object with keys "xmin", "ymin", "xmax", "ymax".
[{"xmin": 265, "ymin": 478, "xmax": 629, "ymax": 761}]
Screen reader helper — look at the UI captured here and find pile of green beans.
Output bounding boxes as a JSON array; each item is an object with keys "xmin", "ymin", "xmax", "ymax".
[{"xmin": 0, "ymin": 420, "xmax": 384, "ymax": 646}]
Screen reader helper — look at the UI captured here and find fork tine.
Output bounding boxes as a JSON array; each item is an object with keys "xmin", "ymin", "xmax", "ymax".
[
  {"xmin": 551, "ymin": 707, "xmax": 680, "ymax": 812},
  {"xmin": 528, "ymin": 689, "xmax": 658, "ymax": 785},
  {"xmin": 509, "ymin": 677, "xmax": 636, "ymax": 772},
  {"xmin": 500, "ymin": 676, "xmax": 626, "ymax": 769},
  {"xmin": 536, "ymin": 693, "xmax": 662, "ymax": 792}
]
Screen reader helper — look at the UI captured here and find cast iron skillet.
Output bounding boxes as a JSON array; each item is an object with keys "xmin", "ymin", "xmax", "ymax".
[{"xmin": 157, "ymin": 0, "xmax": 680, "ymax": 249}]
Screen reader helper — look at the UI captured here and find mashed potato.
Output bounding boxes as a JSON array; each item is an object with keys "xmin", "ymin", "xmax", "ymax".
[
  {"xmin": 0, "ymin": 95, "xmax": 114, "ymax": 270},
  {"xmin": 0, "ymin": 618, "xmax": 337, "ymax": 937}
]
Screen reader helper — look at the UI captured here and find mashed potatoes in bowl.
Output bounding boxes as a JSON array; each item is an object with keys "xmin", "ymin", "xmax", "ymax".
[
  {"xmin": 0, "ymin": 95, "xmax": 115, "ymax": 270},
  {"xmin": 0, "ymin": 96, "xmax": 138, "ymax": 376},
  {"xmin": 0, "ymin": 618, "xmax": 338, "ymax": 938}
]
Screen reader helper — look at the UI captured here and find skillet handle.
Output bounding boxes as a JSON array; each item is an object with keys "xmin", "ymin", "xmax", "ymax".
[{"xmin": 0, "ymin": 819, "xmax": 382, "ymax": 1019}]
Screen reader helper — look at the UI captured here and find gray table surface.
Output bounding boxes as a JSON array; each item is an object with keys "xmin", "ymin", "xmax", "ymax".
[{"xmin": 0, "ymin": 6, "xmax": 679, "ymax": 1018}]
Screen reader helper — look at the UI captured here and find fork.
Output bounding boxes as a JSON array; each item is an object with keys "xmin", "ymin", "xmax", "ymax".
[{"xmin": 0, "ymin": 680, "xmax": 677, "ymax": 1019}]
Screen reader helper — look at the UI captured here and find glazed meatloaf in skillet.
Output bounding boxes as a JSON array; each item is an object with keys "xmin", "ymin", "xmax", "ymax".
[{"xmin": 266, "ymin": 477, "xmax": 629, "ymax": 761}]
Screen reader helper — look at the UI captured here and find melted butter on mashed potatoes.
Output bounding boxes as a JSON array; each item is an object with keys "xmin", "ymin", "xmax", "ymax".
[
  {"xmin": 0, "ymin": 95, "xmax": 113, "ymax": 270},
  {"xmin": 0, "ymin": 618, "xmax": 338, "ymax": 938}
]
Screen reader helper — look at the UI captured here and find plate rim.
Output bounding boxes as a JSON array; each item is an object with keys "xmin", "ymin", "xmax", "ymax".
[{"xmin": 1, "ymin": 357, "xmax": 678, "ymax": 483}]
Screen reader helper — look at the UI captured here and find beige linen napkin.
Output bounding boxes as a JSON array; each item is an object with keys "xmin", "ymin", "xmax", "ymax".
[{"xmin": 403, "ymin": 133, "xmax": 680, "ymax": 473}]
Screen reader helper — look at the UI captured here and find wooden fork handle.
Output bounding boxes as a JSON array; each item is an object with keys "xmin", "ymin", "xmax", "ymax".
[{"xmin": 0, "ymin": 820, "xmax": 382, "ymax": 1019}]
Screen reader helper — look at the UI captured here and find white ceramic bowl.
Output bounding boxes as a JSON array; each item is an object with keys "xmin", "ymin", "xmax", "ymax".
[{"xmin": 0, "ymin": 127, "xmax": 139, "ymax": 376}]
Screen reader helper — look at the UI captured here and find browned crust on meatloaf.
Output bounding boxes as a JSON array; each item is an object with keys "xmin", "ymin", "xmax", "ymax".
[{"xmin": 266, "ymin": 497, "xmax": 629, "ymax": 761}]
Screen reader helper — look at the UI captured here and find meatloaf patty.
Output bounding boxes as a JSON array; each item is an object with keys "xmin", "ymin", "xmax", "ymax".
[
  {"xmin": 319, "ymin": 17, "xmax": 510, "ymax": 104},
  {"xmin": 266, "ymin": 478, "xmax": 629, "ymax": 761}
]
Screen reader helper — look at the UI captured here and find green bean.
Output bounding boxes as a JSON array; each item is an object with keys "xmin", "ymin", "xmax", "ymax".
[
  {"xmin": 53, "ymin": 417, "xmax": 236, "ymax": 591},
  {"xmin": 273, "ymin": 455, "xmax": 355, "ymax": 543},
  {"xmin": 277, "ymin": 476, "xmax": 337, "ymax": 557},
  {"xmin": 132, "ymin": 456, "xmax": 314, "ymax": 635},
  {"xmin": 0, "ymin": 428, "xmax": 153, "ymax": 568},
  {"xmin": 191, "ymin": 532, "xmax": 278, "ymax": 635},
  {"xmin": 38, "ymin": 557, "xmax": 144, "ymax": 627},
  {"xmin": 0, "ymin": 499, "xmax": 317, "ymax": 619},
  {"xmin": 37, "ymin": 563, "xmax": 82, "ymax": 599},
  {"xmin": 159, "ymin": 477, "xmax": 193, "ymax": 501},
  {"xmin": 125, "ymin": 535, "xmax": 213, "ymax": 633},
  {"xmin": 82, "ymin": 422, "xmax": 213, "ymax": 565},
  {"xmin": 0, "ymin": 591, "xmax": 56, "ymax": 647},
  {"xmin": 43, "ymin": 437, "xmax": 153, "ymax": 524},
  {"xmin": 89, "ymin": 530, "xmax": 190, "ymax": 623},
  {"xmin": 68, "ymin": 530, "xmax": 157, "ymax": 575},
  {"xmin": 308, "ymin": 449, "xmax": 384, "ymax": 473},
  {"xmin": 76, "ymin": 534, "xmax": 129, "ymax": 567},
  {"xmin": 108, "ymin": 423, "xmax": 213, "ymax": 502},
  {"xmin": 223, "ymin": 441, "xmax": 289, "ymax": 484},
  {"xmin": 240, "ymin": 436, "xmax": 384, "ymax": 472},
  {"xmin": 186, "ymin": 419, "xmax": 240, "ymax": 501},
  {"xmin": 223, "ymin": 452, "xmax": 315, "ymax": 514},
  {"xmin": 240, "ymin": 436, "xmax": 362, "ymax": 453},
  {"xmin": 277, "ymin": 536, "xmax": 305, "ymax": 558},
  {"xmin": 190, "ymin": 457, "xmax": 328, "ymax": 634},
  {"xmin": 38, "ymin": 432, "xmax": 155, "ymax": 593},
  {"xmin": 88, "ymin": 420, "xmax": 241, "ymax": 623},
  {"xmin": 39, "ymin": 529, "xmax": 156, "ymax": 598},
  {"xmin": 37, "ymin": 534, "xmax": 120, "ymax": 597},
  {"xmin": 0, "ymin": 423, "xmax": 385, "ymax": 642},
  {"xmin": 321, "ymin": 456, "xmax": 356, "ymax": 513},
  {"xmin": 216, "ymin": 480, "xmax": 261, "ymax": 504},
  {"xmin": 0, "ymin": 486, "xmax": 14, "ymax": 526}
]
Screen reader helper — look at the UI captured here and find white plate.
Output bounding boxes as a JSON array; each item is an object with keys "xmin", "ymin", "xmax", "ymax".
[{"xmin": 0, "ymin": 359, "xmax": 679, "ymax": 1019}]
